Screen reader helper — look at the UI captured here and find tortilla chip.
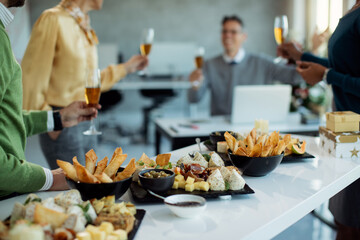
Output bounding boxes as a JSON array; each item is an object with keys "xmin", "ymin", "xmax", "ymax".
[
  {"xmin": 283, "ymin": 134, "xmax": 292, "ymax": 146},
  {"xmin": 261, "ymin": 144, "xmax": 273, "ymax": 157},
  {"xmin": 73, "ymin": 157, "xmax": 99, "ymax": 183},
  {"xmin": 274, "ymin": 140, "xmax": 286, "ymax": 156},
  {"xmin": 110, "ymin": 147, "xmax": 123, "ymax": 162},
  {"xmin": 249, "ymin": 143, "xmax": 262, "ymax": 157},
  {"xmin": 156, "ymin": 153, "xmax": 171, "ymax": 166},
  {"xmin": 249, "ymin": 128, "xmax": 257, "ymax": 144},
  {"xmin": 138, "ymin": 153, "xmax": 152, "ymax": 165},
  {"xmin": 94, "ymin": 172, "xmax": 113, "ymax": 183},
  {"xmin": 224, "ymin": 131, "xmax": 236, "ymax": 152},
  {"xmin": 34, "ymin": 205, "xmax": 69, "ymax": 228},
  {"xmin": 104, "ymin": 154, "xmax": 127, "ymax": 179},
  {"xmin": 56, "ymin": 159, "xmax": 78, "ymax": 182},
  {"xmin": 94, "ymin": 156, "xmax": 108, "ymax": 175},
  {"xmin": 234, "ymin": 147, "xmax": 248, "ymax": 156},
  {"xmin": 85, "ymin": 149, "xmax": 98, "ymax": 174},
  {"xmin": 114, "ymin": 158, "xmax": 136, "ymax": 182}
]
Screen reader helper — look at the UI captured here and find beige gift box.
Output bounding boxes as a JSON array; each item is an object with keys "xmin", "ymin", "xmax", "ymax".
[
  {"xmin": 326, "ymin": 111, "xmax": 360, "ymax": 132},
  {"xmin": 319, "ymin": 126, "xmax": 360, "ymax": 158}
]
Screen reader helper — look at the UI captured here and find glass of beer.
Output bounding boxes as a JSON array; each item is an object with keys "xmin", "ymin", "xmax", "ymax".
[
  {"xmin": 139, "ymin": 28, "xmax": 154, "ymax": 75},
  {"xmin": 83, "ymin": 69, "xmax": 102, "ymax": 136},
  {"xmin": 274, "ymin": 15, "xmax": 288, "ymax": 63}
]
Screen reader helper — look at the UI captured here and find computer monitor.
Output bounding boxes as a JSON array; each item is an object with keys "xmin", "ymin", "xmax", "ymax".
[
  {"xmin": 147, "ymin": 42, "xmax": 196, "ymax": 77},
  {"xmin": 231, "ymin": 85, "xmax": 292, "ymax": 124}
]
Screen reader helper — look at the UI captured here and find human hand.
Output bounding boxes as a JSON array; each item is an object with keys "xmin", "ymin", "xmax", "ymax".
[
  {"xmin": 48, "ymin": 168, "xmax": 69, "ymax": 191},
  {"xmin": 59, "ymin": 101, "xmax": 101, "ymax": 128},
  {"xmin": 277, "ymin": 41, "xmax": 303, "ymax": 61},
  {"xmin": 311, "ymin": 27, "xmax": 330, "ymax": 54},
  {"xmin": 296, "ymin": 61, "xmax": 327, "ymax": 86},
  {"xmin": 124, "ymin": 55, "xmax": 149, "ymax": 73},
  {"xmin": 189, "ymin": 69, "xmax": 204, "ymax": 89}
]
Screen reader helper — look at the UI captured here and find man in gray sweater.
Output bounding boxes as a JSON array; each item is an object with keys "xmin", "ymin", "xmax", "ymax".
[{"xmin": 188, "ymin": 15, "xmax": 302, "ymax": 116}]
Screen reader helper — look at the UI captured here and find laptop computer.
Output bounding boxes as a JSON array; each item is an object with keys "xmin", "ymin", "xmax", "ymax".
[{"xmin": 231, "ymin": 85, "xmax": 292, "ymax": 124}]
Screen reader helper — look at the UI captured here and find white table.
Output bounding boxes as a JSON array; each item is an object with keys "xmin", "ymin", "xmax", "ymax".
[
  {"xmin": 2, "ymin": 136, "xmax": 360, "ymax": 240},
  {"xmin": 155, "ymin": 113, "xmax": 321, "ymax": 154}
]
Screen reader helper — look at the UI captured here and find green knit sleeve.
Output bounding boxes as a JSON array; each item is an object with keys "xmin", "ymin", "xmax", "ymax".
[
  {"xmin": 22, "ymin": 110, "xmax": 48, "ymax": 137},
  {"xmin": 0, "ymin": 146, "xmax": 46, "ymax": 195}
]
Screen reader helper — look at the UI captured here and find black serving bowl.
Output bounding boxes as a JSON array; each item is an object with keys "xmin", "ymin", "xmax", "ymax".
[
  {"xmin": 228, "ymin": 152, "xmax": 284, "ymax": 177},
  {"xmin": 66, "ymin": 167, "xmax": 132, "ymax": 200},
  {"xmin": 209, "ymin": 131, "xmax": 236, "ymax": 145},
  {"xmin": 138, "ymin": 169, "xmax": 175, "ymax": 193}
]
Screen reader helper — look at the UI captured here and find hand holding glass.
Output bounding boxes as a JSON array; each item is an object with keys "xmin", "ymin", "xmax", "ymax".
[{"xmin": 83, "ymin": 69, "xmax": 102, "ymax": 135}]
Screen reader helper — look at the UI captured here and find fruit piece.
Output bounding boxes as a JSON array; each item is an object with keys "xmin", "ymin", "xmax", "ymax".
[{"xmin": 292, "ymin": 141, "xmax": 306, "ymax": 154}]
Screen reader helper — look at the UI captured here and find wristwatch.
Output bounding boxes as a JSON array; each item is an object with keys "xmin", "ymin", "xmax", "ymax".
[
  {"xmin": 53, "ymin": 111, "xmax": 63, "ymax": 131},
  {"xmin": 322, "ymin": 68, "xmax": 330, "ymax": 84}
]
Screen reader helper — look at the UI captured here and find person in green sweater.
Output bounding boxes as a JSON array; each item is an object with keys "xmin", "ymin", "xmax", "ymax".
[{"xmin": 0, "ymin": 0, "xmax": 101, "ymax": 198}]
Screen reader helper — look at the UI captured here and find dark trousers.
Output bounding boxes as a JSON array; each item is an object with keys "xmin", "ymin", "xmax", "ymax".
[
  {"xmin": 39, "ymin": 121, "xmax": 97, "ymax": 169},
  {"xmin": 335, "ymin": 220, "xmax": 360, "ymax": 240}
]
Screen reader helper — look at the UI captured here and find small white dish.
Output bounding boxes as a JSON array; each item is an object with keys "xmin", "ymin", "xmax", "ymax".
[{"xmin": 164, "ymin": 194, "xmax": 207, "ymax": 218}]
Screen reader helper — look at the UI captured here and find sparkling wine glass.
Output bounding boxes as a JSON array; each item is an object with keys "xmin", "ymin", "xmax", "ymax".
[
  {"xmin": 83, "ymin": 69, "xmax": 102, "ymax": 135},
  {"xmin": 274, "ymin": 15, "xmax": 288, "ymax": 63},
  {"xmin": 192, "ymin": 46, "xmax": 205, "ymax": 88},
  {"xmin": 139, "ymin": 28, "xmax": 154, "ymax": 75}
]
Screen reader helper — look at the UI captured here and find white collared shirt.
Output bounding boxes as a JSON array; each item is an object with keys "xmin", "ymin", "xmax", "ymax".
[
  {"xmin": 0, "ymin": 2, "xmax": 14, "ymax": 27},
  {"xmin": 223, "ymin": 48, "xmax": 246, "ymax": 64},
  {"xmin": 0, "ymin": 2, "xmax": 54, "ymax": 191}
]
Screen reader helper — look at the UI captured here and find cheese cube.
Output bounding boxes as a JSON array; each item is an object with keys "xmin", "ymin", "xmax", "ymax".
[
  {"xmin": 199, "ymin": 181, "xmax": 210, "ymax": 192},
  {"xmin": 76, "ymin": 232, "xmax": 92, "ymax": 240},
  {"xmin": 86, "ymin": 225, "xmax": 106, "ymax": 240},
  {"xmin": 193, "ymin": 182, "xmax": 201, "ymax": 191},
  {"xmin": 185, "ymin": 184, "xmax": 195, "ymax": 192},
  {"xmin": 172, "ymin": 181, "xmax": 179, "ymax": 189},
  {"xmin": 99, "ymin": 222, "xmax": 114, "ymax": 235},
  {"xmin": 186, "ymin": 176, "xmax": 195, "ymax": 184},
  {"xmin": 106, "ymin": 236, "xmax": 118, "ymax": 240},
  {"xmin": 111, "ymin": 229, "xmax": 127, "ymax": 240},
  {"xmin": 177, "ymin": 180, "xmax": 186, "ymax": 189},
  {"xmin": 175, "ymin": 175, "xmax": 185, "ymax": 182},
  {"xmin": 217, "ymin": 141, "xmax": 228, "ymax": 153}
]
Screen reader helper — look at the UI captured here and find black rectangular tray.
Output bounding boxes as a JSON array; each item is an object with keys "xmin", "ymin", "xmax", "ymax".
[
  {"xmin": 204, "ymin": 140, "xmax": 315, "ymax": 163},
  {"xmin": 130, "ymin": 181, "xmax": 254, "ymax": 203},
  {"xmin": 129, "ymin": 209, "xmax": 146, "ymax": 240}
]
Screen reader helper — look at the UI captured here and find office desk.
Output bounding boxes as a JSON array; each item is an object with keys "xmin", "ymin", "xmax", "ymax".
[
  {"xmin": 1, "ymin": 136, "xmax": 359, "ymax": 240},
  {"xmin": 155, "ymin": 113, "xmax": 320, "ymax": 154},
  {"xmin": 112, "ymin": 76, "xmax": 191, "ymax": 90}
]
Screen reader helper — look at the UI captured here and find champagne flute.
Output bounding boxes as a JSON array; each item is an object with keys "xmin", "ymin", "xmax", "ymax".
[
  {"xmin": 83, "ymin": 69, "xmax": 102, "ymax": 135},
  {"xmin": 194, "ymin": 46, "xmax": 205, "ymax": 69},
  {"xmin": 192, "ymin": 46, "xmax": 205, "ymax": 88},
  {"xmin": 274, "ymin": 15, "xmax": 288, "ymax": 63},
  {"xmin": 140, "ymin": 28, "xmax": 154, "ymax": 75}
]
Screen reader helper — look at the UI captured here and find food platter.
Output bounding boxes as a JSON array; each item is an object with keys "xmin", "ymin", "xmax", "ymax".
[
  {"xmin": 3, "ymin": 209, "xmax": 146, "ymax": 240},
  {"xmin": 203, "ymin": 139, "xmax": 315, "ymax": 163},
  {"xmin": 129, "ymin": 181, "xmax": 254, "ymax": 203}
]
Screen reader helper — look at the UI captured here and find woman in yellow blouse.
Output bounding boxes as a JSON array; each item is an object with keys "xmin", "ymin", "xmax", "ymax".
[{"xmin": 22, "ymin": 0, "xmax": 148, "ymax": 169}]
